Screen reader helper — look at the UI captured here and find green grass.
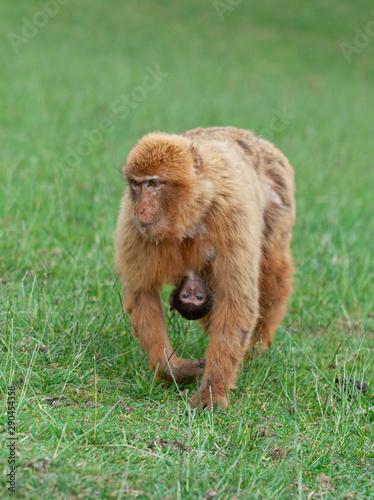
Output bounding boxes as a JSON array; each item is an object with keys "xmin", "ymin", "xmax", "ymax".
[{"xmin": 1, "ymin": 0, "xmax": 374, "ymax": 498}]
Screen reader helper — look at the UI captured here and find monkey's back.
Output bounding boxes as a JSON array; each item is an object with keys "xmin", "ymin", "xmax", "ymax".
[{"xmin": 183, "ymin": 126, "xmax": 296, "ymax": 238}]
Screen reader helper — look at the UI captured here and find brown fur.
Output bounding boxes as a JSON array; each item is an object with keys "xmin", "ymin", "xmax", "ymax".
[{"xmin": 115, "ymin": 126, "xmax": 296, "ymax": 411}]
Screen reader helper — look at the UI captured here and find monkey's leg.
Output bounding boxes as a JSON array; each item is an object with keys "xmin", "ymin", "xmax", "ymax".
[
  {"xmin": 252, "ymin": 248, "xmax": 294, "ymax": 352},
  {"xmin": 129, "ymin": 291, "xmax": 205, "ymax": 383},
  {"xmin": 190, "ymin": 297, "xmax": 258, "ymax": 411}
]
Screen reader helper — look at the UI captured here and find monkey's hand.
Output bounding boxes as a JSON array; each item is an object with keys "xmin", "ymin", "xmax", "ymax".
[
  {"xmin": 157, "ymin": 356, "xmax": 206, "ymax": 384},
  {"xmin": 189, "ymin": 385, "xmax": 228, "ymax": 412}
]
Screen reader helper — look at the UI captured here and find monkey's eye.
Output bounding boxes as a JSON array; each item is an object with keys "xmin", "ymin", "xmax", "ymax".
[
  {"xmin": 129, "ymin": 179, "xmax": 140, "ymax": 187},
  {"xmin": 182, "ymin": 294, "xmax": 189, "ymax": 299},
  {"xmin": 196, "ymin": 296, "xmax": 203, "ymax": 300},
  {"xmin": 149, "ymin": 180, "xmax": 160, "ymax": 187}
]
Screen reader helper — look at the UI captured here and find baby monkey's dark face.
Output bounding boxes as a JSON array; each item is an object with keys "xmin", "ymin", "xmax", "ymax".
[
  {"xmin": 179, "ymin": 278, "xmax": 206, "ymax": 306},
  {"xmin": 170, "ymin": 274, "xmax": 214, "ymax": 321}
]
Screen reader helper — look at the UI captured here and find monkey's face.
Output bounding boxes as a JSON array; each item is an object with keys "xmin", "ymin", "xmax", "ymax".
[
  {"xmin": 179, "ymin": 280, "xmax": 206, "ymax": 307},
  {"xmin": 128, "ymin": 175, "xmax": 174, "ymax": 238},
  {"xmin": 123, "ymin": 132, "xmax": 212, "ymax": 241},
  {"xmin": 170, "ymin": 276, "xmax": 214, "ymax": 320}
]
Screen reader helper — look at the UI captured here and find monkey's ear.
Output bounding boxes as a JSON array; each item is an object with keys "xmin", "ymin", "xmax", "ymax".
[
  {"xmin": 190, "ymin": 146, "xmax": 203, "ymax": 175},
  {"xmin": 170, "ymin": 291, "xmax": 175, "ymax": 310}
]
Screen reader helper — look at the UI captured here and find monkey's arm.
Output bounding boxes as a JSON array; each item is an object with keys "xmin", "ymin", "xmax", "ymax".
[
  {"xmin": 115, "ymin": 201, "xmax": 205, "ymax": 383},
  {"xmin": 125, "ymin": 288, "xmax": 205, "ymax": 383},
  {"xmin": 190, "ymin": 232, "xmax": 261, "ymax": 411}
]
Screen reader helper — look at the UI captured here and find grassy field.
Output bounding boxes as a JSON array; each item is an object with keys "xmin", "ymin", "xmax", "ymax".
[{"xmin": 1, "ymin": 0, "xmax": 374, "ymax": 498}]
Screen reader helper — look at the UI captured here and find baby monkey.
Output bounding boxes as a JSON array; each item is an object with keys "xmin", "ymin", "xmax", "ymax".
[{"xmin": 170, "ymin": 272, "xmax": 214, "ymax": 320}]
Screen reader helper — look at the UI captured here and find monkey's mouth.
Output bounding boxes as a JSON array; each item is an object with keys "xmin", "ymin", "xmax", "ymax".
[
  {"xmin": 139, "ymin": 222, "xmax": 156, "ymax": 229},
  {"xmin": 138, "ymin": 221, "xmax": 158, "ymax": 236}
]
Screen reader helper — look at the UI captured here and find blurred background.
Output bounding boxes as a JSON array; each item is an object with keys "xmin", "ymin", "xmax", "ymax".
[{"xmin": 1, "ymin": 0, "xmax": 373, "ymax": 328}]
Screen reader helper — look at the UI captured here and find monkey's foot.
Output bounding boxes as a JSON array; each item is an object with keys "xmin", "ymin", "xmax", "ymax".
[
  {"xmin": 161, "ymin": 357, "xmax": 206, "ymax": 384},
  {"xmin": 189, "ymin": 388, "xmax": 228, "ymax": 412}
]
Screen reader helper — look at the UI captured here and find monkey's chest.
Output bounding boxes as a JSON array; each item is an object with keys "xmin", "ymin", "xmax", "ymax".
[{"xmin": 173, "ymin": 237, "xmax": 214, "ymax": 280}]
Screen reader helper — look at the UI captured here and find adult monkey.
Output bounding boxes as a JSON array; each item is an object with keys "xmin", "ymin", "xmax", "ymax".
[{"xmin": 115, "ymin": 126, "xmax": 295, "ymax": 411}]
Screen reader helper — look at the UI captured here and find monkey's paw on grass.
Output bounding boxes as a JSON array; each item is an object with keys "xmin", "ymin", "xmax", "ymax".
[
  {"xmin": 188, "ymin": 388, "xmax": 229, "ymax": 413},
  {"xmin": 160, "ymin": 356, "xmax": 206, "ymax": 384}
]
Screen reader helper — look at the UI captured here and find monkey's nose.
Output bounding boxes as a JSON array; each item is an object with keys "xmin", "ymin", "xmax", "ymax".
[{"xmin": 137, "ymin": 209, "xmax": 155, "ymax": 226}]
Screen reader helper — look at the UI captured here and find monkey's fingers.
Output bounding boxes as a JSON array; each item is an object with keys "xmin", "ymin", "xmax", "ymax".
[
  {"xmin": 161, "ymin": 357, "xmax": 206, "ymax": 384},
  {"xmin": 189, "ymin": 388, "xmax": 228, "ymax": 413}
]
